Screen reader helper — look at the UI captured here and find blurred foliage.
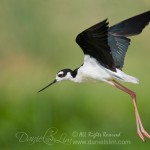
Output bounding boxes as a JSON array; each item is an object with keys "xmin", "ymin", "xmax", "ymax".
[{"xmin": 0, "ymin": 0, "xmax": 150, "ymax": 149}]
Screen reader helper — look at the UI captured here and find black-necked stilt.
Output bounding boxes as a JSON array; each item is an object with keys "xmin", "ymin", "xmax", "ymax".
[{"xmin": 39, "ymin": 11, "xmax": 150, "ymax": 142}]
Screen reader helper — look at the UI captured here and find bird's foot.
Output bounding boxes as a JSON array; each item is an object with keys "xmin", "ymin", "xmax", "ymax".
[
  {"xmin": 137, "ymin": 128, "xmax": 150, "ymax": 142},
  {"xmin": 141, "ymin": 128, "xmax": 150, "ymax": 139},
  {"xmin": 137, "ymin": 131, "xmax": 145, "ymax": 142}
]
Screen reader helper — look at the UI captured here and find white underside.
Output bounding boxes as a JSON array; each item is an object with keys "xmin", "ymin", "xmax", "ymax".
[{"xmin": 71, "ymin": 55, "xmax": 139, "ymax": 84}]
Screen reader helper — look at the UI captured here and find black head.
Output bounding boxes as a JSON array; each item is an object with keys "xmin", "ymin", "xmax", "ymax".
[
  {"xmin": 56, "ymin": 69, "xmax": 72, "ymax": 79},
  {"xmin": 38, "ymin": 69, "xmax": 74, "ymax": 92}
]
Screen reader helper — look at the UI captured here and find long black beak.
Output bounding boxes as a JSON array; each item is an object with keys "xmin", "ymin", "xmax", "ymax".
[{"xmin": 38, "ymin": 79, "xmax": 57, "ymax": 93}]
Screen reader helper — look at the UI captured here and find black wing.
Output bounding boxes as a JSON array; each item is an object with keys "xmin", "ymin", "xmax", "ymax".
[
  {"xmin": 76, "ymin": 11, "xmax": 150, "ymax": 71},
  {"xmin": 108, "ymin": 11, "xmax": 150, "ymax": 69},
  {"xmin": 108, "ymin": 34, "xmax": 131, "ymax": 69},
  {"xmin": 76, "ymin": 19, "xmax": 116, "ymax": 71},
  {"xmin": 109, "ymin": 11, "xmax": 150, "ymax": 36}
]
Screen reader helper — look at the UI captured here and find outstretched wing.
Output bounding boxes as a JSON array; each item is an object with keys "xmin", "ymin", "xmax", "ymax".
[
  {"xmin": 108, "ymin": 34, "xmax": 130, "ymax": 69},
  {"xmin": 109, "ymin": 11, "xmax": 150, "ymax": 36},
  {"xmin": 76, "ymin": 19, "xmax": 116, "ymax": 71},
  {"xmin": 76, "ymin": 11, "xmax": 150, "ymax": 71},
  {"xmin": 108, "ymin": 11, "xmax": 150, "ymax": 69}
]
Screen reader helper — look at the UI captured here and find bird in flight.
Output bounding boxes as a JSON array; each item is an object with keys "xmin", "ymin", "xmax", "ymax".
[{"xmin": 39, "ymin": 11, "xmax": 150, "ymax": 142}]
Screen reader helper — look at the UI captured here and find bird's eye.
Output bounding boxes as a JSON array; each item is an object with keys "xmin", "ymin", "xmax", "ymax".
[{"xmin": 58, "ymin": 74, "xmax": 63, "ymax": 78}]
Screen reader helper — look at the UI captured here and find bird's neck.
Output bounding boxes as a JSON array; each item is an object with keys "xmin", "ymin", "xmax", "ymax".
[
  {"xmin": 69, "ymin": 67, "xmax": 84, "ymax": 83},
  {"xmin": 70, "ymin": 68, "xmax": 79, "ymax": 78}
]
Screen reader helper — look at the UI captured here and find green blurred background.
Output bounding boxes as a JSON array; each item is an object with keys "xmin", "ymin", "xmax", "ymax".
[{"xmin": 0, "ymin": 0, "xmax": 150, "ymax": 149}]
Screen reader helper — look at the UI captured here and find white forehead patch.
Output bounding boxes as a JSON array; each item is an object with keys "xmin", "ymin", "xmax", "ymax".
[{"xmin": 58, "ymin": 71, "xmax": 63, "ymax": 75}]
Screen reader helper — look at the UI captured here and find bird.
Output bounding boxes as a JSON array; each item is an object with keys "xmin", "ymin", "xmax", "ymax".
[{"xmin": 39, "ymin": 11, "xmax": 150, "ymax": 142}]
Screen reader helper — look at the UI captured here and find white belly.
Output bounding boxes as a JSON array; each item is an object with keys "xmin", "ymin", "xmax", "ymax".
[
  {"xmin": 72, "ymin": 56, "xmax": 113, "ymax": 83},
  {"xmin": 79, "ymin": 64, "xmax": 112, "ymax": 82},
  {"xmin": 71, "ymin": 55, "xmax": 139, "ymax": 84}
]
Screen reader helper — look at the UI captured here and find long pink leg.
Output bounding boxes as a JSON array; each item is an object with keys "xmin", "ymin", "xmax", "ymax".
[{"xmin": 111, "ymin": 80, "xmax": 150, "ymax": 142}]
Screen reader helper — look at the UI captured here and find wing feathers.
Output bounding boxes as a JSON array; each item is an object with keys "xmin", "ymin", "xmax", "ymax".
[
  {"xmin": 109, "ymin": 11, "xmax": 150, "ymax": 36},
  {"xmin": 76, "ymin": 19, "xmax": 115, "ymax": 71},
  {"xmin": 108, "ymin": 11, "xmax": 150, "ymax": 69},
  {"xmin": 76, "ymin": 11, "xmax": 150, "ymax": 71},
  {"xmin": 108, "ymin": 34, "xmax": 130, "ymax": 69}
]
